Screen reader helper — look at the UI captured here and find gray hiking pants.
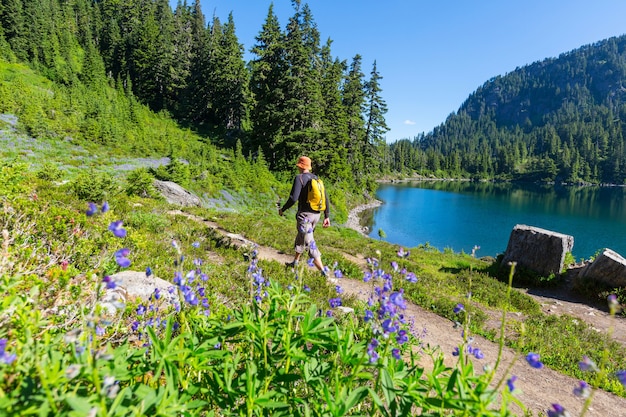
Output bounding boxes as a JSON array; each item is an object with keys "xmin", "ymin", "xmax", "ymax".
[{"xmin": 294, "ymin": 211, "xmax": 322, "ymax": 259}]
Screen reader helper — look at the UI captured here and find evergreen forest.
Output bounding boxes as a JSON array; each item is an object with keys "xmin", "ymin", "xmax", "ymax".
[{"xmin": 2, "ymin": 0, "xmax": 626, "ymax": 187}]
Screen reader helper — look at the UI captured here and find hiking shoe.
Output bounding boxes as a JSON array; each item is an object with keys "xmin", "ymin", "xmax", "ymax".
[{"xmin": 285, "ymin": 260, "xmax": 298, "ymax": 268}]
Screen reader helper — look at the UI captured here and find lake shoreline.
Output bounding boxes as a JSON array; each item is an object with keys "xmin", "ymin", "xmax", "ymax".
[{"xmin": 345, "ymin": 199, "xmax": 383, "ymax": 237}]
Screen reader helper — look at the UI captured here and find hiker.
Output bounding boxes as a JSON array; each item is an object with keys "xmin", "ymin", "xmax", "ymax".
[{"xmin": 278, "ymin": 155, "xmax": 330, "ymax": 275}]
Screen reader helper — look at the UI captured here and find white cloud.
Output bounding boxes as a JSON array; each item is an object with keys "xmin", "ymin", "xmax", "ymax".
[{"xmin": 403, "ymin": 120, "xmax": 416, "ymax": 125}]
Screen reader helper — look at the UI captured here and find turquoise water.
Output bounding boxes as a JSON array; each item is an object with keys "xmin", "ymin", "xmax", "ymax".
[{"xmin": 367, "ymin": 181, "xmax": 626, "ymax": 260}]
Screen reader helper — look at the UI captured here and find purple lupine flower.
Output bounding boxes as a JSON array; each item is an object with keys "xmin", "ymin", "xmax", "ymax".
[
  {"xmin": 364, "ymin": 310, "xmax": 374, "ymax": 322},
  {"xmin": 452, "ymin": 346, "xmax": 460, "ymax": 356},
  {"xmin": 608, "ymin": 294, "xmax": 621, "ymax": 313},
  {"xmin": 506, "ymin": 375, "xmax": 517, "ymax": 392},
  {"xmin": 363, "ymin": 271, "xmax": 372, "ymax": 282},
  {"xmin": 0, "ymin": 339, "xmax": 16, "ymax": 365},
  {"xmin": 390, "ymin": 261, "xmax": 399, "ymax": 272},
  {"xmin": 473, "ymin": 348, "xmax": 484, "ymax": 359},
  {"xmin": 145, "ymin": 266, "xmax": 152, "ymax": 277},
  {"xmin": 616, "ymin": 370, "xmax": 626, "ymax": 388},
  {"xmin": 307, "ymin": 258, "xmax": 315, "ymax": 267},
  {"xmin": 578, "ymin": 355, "xmax": 598, "ymax": 372},
  {"xmin": 96, "ymin": 326, "xmax": 105, "ymax": 337},
  {"xmin": 153, "ymin": 288, "xmax": 161, "ymax": 300},
  {"xmin": 136, "ymin": 305, "xmax": 146, "ymax": 315},
  {"xmin": 334, "ymin": 269, "xmax": 343, "ymax": 278},
  {"xmin": 367, "ymin": 338, "xmax": 379, "ymax": 363},
  {"xmin": 303, "ymin": 285, "xmax": 310, "ymax": 292},
  {"xmin": 131, "ymin": 321, "xmax": 140, "ymax": 331},
  {"xmin": 114, "ymin": 248, "xmax": 131, "ymax": 268},
  {"xmin": 546, "ymin": 403, "xmax": 570, "ymax": 417},
  {"xmin": 392, "ymin": 348, "xmax": 401, "ymax": 360},
  {"xmin": 329, "ymin": 297, "xmax": 342, "ymax": 308},
  {"xmin": 381, "ymin": 318, "xmax": 397, "ymax": 335},
  {"xmin": 335, "ymin": 285, "xmax": 343, "ymax": 294},
  {"xmin": 173, "ymin": 271, "xmax": 183, "ymax": 286},
  {"xmin": 453, "ymin": 303, "xmax": 464, "ymax": 314},
  {"xmin": 396, "ymin": 329, "xmax": 408, "ymax": 344},
  {"xmin": 397, "ymin": 247, "xmax": 410, "ymax": 258},
  {"xmin": 389, "ymin": 291, "xmax": 407, "ymax": 309},
  {"xmin": 108, "ymin": 221, "xmax": 127, "ymax": 238},
  {"xmin": 101, "ymin": 201, "xmax": 109, "ymax": 213},
  {"xmin": 525, "ymin": 352, "xmax": 543, "ymax": 369},
  {"xmin": 102, "ymin": 275, "xmax": 116, "ymax": 289},
  {"xmin": 405, "ymin": 272, "xmax": 417, "ymax": 283},
  {"xmin": 86, "ymin": 202, "xmax": 98, "ymax": 216},
  {"xmin": 573, "ymin": 381, "xmax": 591, "ymax": 398},
  {"xmin": 192, "ymin": 241, "xmax": 200, "ymax": 248}
]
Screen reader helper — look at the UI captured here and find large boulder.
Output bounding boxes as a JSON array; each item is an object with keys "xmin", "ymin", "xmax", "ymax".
[
  {"xmin": 576, "ymin": 248, "xmax": 626, "ymax": 288},
  {"xmin": 100, "ymin": 271, "xmax": 177, "ymax": 315},
  {"xmin": 501, "ymin": 224, "xmax": 574, "ymax": 277},
  {"xmin": 153, "ymin": 180, "xmax": 202, "ymax": 207}
]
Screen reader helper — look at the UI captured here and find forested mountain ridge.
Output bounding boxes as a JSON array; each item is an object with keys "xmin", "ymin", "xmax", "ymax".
[{"xmin": 391, "ymin": 35, "xmax": 626, "ymax": 184}]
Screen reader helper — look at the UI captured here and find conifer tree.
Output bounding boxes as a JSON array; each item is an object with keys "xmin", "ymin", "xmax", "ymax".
[
  {"xmin": 364, "ymin": 60, "xmax": 389, "ymax": 174},
  {"xmin": 318, "ymin": 39, "xmax": 351, "ymax": 183},
  {"xmin": 280, "ymin": 3, "xmax": 324, "ymax": 165},
  {"xmin": 342, "ymin": 54, "xmax": 367, "ymax": 182},
  {"xmin": 249, "ymin": 4, "xmax": 286, "ymax": 169},
  {"xmin": 181, "ymin": 0, "xmax": 209, "ymax": 124},
  {"xmin": 206, "ymin": 12, "xmax": 249, "ymax": 139}
]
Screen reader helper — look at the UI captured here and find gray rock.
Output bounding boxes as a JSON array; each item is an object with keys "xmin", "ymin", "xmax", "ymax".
[
  {"xmin": 153, "ymin": 180, "xmax": 202, "ymax": 207},
  {"xmin": 502, "ymin": 224, "xmax": 574, "ymax": 277},
  {"xmin": 100, "ymin": 271, "xmax": 177, "ymax": 315},
  {"xmin": 577, "ymin": 248, "xmax": 626, "ymax": 288}
]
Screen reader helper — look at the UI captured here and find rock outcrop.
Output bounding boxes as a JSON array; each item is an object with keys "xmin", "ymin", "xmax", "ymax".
[
  {"xmin": 502, "ymin": 224, "xmax": 574, "ymax": 277},
  {"xmin": 576, "ymin": 248, "xmax": 626, "ymax": 288},
  {"xmin": 153, "ymin": 180, "xmax": 202, "ymax": 207}
]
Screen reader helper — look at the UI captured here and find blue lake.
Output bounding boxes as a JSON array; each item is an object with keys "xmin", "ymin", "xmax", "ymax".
[{"xmin": 366, "ymin": 181, "xmax": 626, "ymax": 260}]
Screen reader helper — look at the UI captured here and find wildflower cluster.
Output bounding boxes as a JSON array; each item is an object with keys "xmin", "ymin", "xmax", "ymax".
[
  {"xmin": 360, "ymin": 254, "xmax": 414, "ymax": 363},
  {"xmin": 131, "ymin": 241, "xmax": 213, "ymax": 344},
  {"xmin": 246, "ymin": 248, "xmax": 269, "ymax": 302}
]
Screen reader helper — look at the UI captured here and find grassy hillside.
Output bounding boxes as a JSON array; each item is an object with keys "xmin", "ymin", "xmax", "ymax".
[{"xmin": 2, "ymin": 59, "xmax": 626, "ymax": 415}]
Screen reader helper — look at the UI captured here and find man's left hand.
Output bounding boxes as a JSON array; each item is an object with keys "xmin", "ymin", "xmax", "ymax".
[{"xmin": 323, "ymin": 218, "xmax": 330, "ymax": 228}]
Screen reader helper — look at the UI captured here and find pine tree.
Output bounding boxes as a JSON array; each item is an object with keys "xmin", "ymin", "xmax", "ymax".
[
  {"xmin": 249, "ymin": 4, "xmax": 286, "ymax": 169},
  {"xmin": 280, "ymin": 3, "xmax": 324, "ymax": 163},
  {"xmin": 181, "ymin": 0, "xmax": 209, "ymax": 124},
  {"xmin": 364, "ymin": 60, "xmax": 389, "ymax": 174},
  {"xmin": 342, "ymin": 54, "xmax": 367, "ymax": 182},
  {"xmin": 207, "ymin": 12, "xmax": 249, "ymax": 140}
]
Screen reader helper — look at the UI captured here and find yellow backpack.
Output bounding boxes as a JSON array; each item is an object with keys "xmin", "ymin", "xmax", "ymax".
[{"xmin": 303, "ymin": 175, "xmax": 326, "ymax": 212}]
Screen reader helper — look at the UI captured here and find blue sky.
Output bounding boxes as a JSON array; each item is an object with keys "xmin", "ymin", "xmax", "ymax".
[{"xmin": 180, "ymin": 0, "xmax": 626, "ymax": 142}]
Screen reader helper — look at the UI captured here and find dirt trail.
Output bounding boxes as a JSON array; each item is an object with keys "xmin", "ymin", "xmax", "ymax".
[{"xmin": 170, "ymin": 210, "xmax": 626, "ymax": 417}]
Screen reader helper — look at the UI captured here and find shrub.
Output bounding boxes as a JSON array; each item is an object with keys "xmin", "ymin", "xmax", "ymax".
[
  {"xmin": 71, "ymin": 169, "xmax": 115, "ymax": 201},
  {"xmin": 36, "ymin": 162, "xmax": 63, "ymax": 182},
  {"xmin": 125, "ymin": 168, "xmax": 159, "ymax": 198}
]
